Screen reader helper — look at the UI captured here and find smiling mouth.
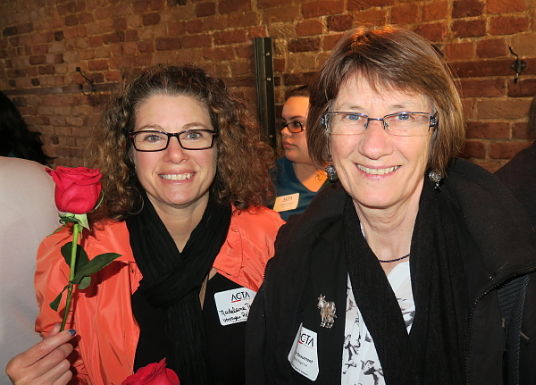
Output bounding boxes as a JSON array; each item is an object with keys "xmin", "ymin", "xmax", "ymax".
[
  {"xmin": 357, "ymin": 165, "xmax": 400, "ymax": 175},
  {"xmin": 160, "ymin": 173, "xmax": 194, "ymax": 181}
]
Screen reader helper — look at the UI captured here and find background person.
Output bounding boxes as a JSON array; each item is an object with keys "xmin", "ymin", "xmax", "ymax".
[
  {"xmin": 495, "ymin": 94, "xmax": 536, "ymax": 229},
  {"xmin": 247, "ymin": 26, "xmax": 536, "ymax": 385},
  {"xmin": 7, "ymin": 66, "xmax": 284, "ymax": 385},
  {"xmin": 0, "ymin": 156, "xmax": 59, "ymax": 385},
  {"xmin": 271, "ymin": 86, "xmax": 327, "ymax": 220},
  {"xmin": 0, "ymin": 91, "xmax": 54, "ymax": 166}
]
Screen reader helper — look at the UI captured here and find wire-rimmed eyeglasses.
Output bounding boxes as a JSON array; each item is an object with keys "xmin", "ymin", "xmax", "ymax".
[
  {"xmin": 277, "ymin": 120, "xmax": 306, "ymax": 133},
  {"xmin": 129, "ymin": 129, "xmax": 217, "ymax": 152},
  {"xmin": 321, "ymin": 111, "xmax": 437, "ymax": 137}
]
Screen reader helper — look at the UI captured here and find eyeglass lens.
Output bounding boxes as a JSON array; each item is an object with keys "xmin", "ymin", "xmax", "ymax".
[{"xmin": 132, "ymin": 130, "xmax": 215, "ymax": 151}]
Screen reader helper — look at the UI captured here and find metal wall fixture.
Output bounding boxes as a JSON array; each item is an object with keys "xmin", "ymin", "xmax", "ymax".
[
  {"xmin": 254, "ymin": 37, "xmax": 277, "ymax": 148},
  {"xmin": 509, "ymin": 46, "xmax": 527, "ymax": 84},
  {"xmin": 76, "ymin": 67, "xmax": 96, "ymax": 95}
]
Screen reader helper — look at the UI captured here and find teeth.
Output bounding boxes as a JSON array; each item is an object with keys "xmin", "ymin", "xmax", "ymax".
[
  {"xmin": 160, "ymin": 173, "xmax": 193, "ymax": 181},
  {"xmin": 357, "ymin": 165, "xmax": 399, "ymax": 175}
]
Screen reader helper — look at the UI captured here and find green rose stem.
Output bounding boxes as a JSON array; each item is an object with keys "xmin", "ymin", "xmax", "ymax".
[{"xmin": 60, "ymin": 222, "xmax": 81, "ymax": 332}]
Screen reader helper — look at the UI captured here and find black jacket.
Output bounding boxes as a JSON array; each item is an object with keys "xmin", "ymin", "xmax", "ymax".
[{"xmin": 247, "ymin": 159, "xmax": 536, "ymax": 385}]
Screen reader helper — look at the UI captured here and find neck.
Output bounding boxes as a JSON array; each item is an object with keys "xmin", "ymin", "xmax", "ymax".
[
  {"xmin": 355, "ymin": 194, "xmax": 420, "ymax": 274},
  {"xmin": 149, "ymin": 195, "xmax": 209, "ymax": 252},
  {"xmin": 293, "ymin": 162, "xmax": 327, "ymax": 192}
]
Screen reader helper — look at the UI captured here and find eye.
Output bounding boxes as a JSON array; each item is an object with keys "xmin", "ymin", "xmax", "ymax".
[
  {"xmin": 140, "ymin": 132, "xmax": 165, "ymax": 143},
  {"xmin": 289, "ymin": 121, "xmax": 302, "ymax": 129},
  {"xmin": 342, "ymin": 113, "xmax": 365, "ymax": 122},
  {"xmin": 395, "ymin": 113, "xmax": 412, "ymax": 121},
  {"xmin": 181, "ymin": 130, "xmax": 210, "ymax": 141}
]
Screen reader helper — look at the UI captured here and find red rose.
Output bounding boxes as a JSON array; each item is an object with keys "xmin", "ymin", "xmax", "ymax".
[
  {"xmin": 47, "ymin": 166, "xmax": 102, "ymax": 214},
  {"xmin": 122, "ymin": 359, "xmax": 180, "ymax": 385}
]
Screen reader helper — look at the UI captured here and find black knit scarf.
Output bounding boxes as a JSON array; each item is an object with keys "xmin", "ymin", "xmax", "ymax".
[
  {"xmin": 342, "ymin": 180, "xmax": 469, "ymax": 384},
  {"xmin": 126, "ymin": 193, "xmax": 232, "ymax": 385}
]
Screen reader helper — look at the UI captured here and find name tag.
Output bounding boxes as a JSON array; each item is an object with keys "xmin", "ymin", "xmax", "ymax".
[
  {"xmin": 273, "ymin": 193, "xmax": 300, "ymax": 212},
  {"xmin": 288, "ymin": 323, "xmax": 319, "ymax": 381},
  {"xmin": 214, "ymin": 287, "xmax": 256, "ymax": 326}
]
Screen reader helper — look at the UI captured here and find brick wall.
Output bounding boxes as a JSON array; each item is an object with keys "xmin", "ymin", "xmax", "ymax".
[{"xmin": 1, "ymin": 0, "xmax": 534, "ymax": 171}]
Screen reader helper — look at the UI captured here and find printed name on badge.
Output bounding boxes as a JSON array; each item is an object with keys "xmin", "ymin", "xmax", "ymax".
[
  {"xmin": 288, "ymin": 323, "xmax": 319, "ymax": 381},
  {"xmin": 214, "ymin": 287, "xmax": 256, "ymax": 326},
  {"xmin": 273, "ymin": 193, "xmax": 300, "ymax": 212}
]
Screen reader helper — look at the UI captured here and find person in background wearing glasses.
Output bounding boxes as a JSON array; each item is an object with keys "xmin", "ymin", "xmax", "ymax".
[
  {"xmin": 6, "ymin": 66, "xmax": 284, "ymax": 385},
  {"xmin": 246, "ymin": 26, "xmax": 536, "ymax": 385},
  {"xmin": 271, "ymin": 86, "xmax": 327, "ymax": 220}
]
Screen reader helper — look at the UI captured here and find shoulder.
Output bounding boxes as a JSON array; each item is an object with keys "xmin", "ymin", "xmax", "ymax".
[{"xmin": 231, "ymin": 206, "xmax": 285, "ymax": 235}]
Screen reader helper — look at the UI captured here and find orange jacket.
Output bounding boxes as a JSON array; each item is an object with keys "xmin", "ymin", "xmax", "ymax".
[{"xmin": 35, "ymin": 207, "xmax": 284, "ymax": 385}]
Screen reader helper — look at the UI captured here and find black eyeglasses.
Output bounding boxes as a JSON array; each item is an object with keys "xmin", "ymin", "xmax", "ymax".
[
  {"xmin": 130, "ymin": 129, "xmax": 217, "ymax": 152},
  {"xmin": 277, "ymin": 120, "xmax": 306, "ymax": 133}
]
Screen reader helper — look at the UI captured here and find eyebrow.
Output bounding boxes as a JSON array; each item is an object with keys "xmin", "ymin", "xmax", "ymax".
[{"xmin": 136, "ymin": 122, "xmax": 212, "ymax": 131}]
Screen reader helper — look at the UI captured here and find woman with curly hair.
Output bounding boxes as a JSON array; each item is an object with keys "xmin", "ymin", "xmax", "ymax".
[{"xmin": 7, "ymin": 66, "xmax": 284, "ymax": 385}]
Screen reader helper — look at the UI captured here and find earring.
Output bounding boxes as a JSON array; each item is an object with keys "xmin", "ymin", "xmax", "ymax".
[
  {"xmin": 325, "ymin": 164, "xmax": 337, "ymax": 183},
  {"xmin": 428, "ymin": 170, "xmax": 442, "ymax": 190}
]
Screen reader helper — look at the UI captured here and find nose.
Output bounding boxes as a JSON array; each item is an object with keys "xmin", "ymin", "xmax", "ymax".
[
  {"xmin": 358, "ymin": 119, "xmax": 393, "ymax": 160},
  {"xmin": 164, "ymin": 135, "xmax": 189, "ymax": 163}
]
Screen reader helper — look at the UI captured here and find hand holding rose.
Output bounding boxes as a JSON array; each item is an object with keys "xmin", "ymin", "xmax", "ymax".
[{"xmin": 6, "ymin": 324, "xmax": 76, "ymax": 385}]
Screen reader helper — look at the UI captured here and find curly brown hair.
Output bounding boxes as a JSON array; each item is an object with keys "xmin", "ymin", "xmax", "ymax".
[{"xmin": 86, "ymin": 66, "xmax": 275, "ymax": 221}]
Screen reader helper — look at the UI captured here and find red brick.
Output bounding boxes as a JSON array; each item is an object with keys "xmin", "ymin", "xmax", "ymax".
[
  {"xmin": 423, "ymin": 2, "xmax": 448, "ymax": 22},
  {"xmin": 126, "ymin": 29, "xmax": 139, "ymax": 42},
  {"xmin": 452, "ymin": 0, "xmax": 483, "ymax": 18},
  {"xmin": 234, "ymin": 44, "xmax": 252, "ymax": 59},
  {"xmin": 327, "ymin": 15, "xmax": 352, "ymax": 32},
  {"xmin": 353, "ymin": 8, "xmax": 386, "ymax": 25},
  {"xmin": 214, "ymin": 29, "xmax": 247, "ymax": 45},
  {"xmin": 489, "ymin": 16, "xmax": 529, "ymax": 36},
  {"xmin": 30, "ymin": 55, "xmax": 46, "ymax": 65},
  {"xmin": 202, "ymin": 46, "xmax": 234, "ymax": 61},
  {"xmin": 451, "ymin": 59, "xmax": 512, "ymax": 78},
  {"xmin": 460, "ymin": 78, "xmax": 506, "ymax": 98},
  {"xmin": 143, "ymin": 13, "xmax": 161, "ymax": 26},
  {"xmin": 186, "ymin": 19, "xmax": 203, "ymax": 34},
  {"xmin": 113, "ymin": 18, "xmax": 127, "ymax": 31},
  {"xmin": 452, "ymin": 19, "xmax": 485, "ymax": 38},
  {"xmin": 487, "ymin": 0, "xmax": 527, "ymax": 14},
  {"xmin": 78, "ymin": 12, "xmax": 94, "ymax": 24},
  {"xmin": 150, "ymin": 0, "xmax": 165, "ymax": 10},
  {"xmin": 182, "ymin": 34, "xmax": 212, "ymax": 48},
  {"xmin": 262, "ymin": 6, "xmax": 300, "ymax": 24},
  {"xmin": 196, "ymin": 2, "xmax": 216, "ymax": 17},
  {"xmin": 466, "ymin": 122, "xmax": 510, "ymax": 139},
  {"xmin": 138, "ymin": 40, "xmax": 154, "ymax": 53},
  {"xmin": 413, "ymin": 22, "xmax": 446, "ymax": 42},
  {"xmin": 229, "ymin": 11, "xmax": 260, "ymax": 28},
  {"xmin": 391, "ymin": 3, "xmax": 419, "ymax": 25},
  {"xmin": 512, "ymin": 122, "xmax": 530, "ymax": 139},
  {"xmin": 248, "ymin": 26, "xmax": 267, "ymax": 39},
  {"xmin": 477, "ymin": 99, "xmax": 531, "ymax": 120},
  {"xmin": 476, "ymin": 39, "xmax": 508, "ymax": 58},
  {"xmin": 490, "ymin": 141, "xmax": 531, "ymax": 159},
  {"xmin": 258, "ymin": 0, "xmax": 287, "ymax": 7},
  {"xmin": 218, "ymin": 0, "xmax": 251, "ymax": 14},
  {"xmin": 323, "ymin": 33, "xmax": 344, "ymax": 50},
  {"xmin": 302, "ymin": 1, "xmax": 344, "ymax": 18},
  {"xmin": 460, "ymin": 140, "xmax": 486, "ymax": 158},
  {"xmin": 288, "ymin": 37, "xmax": 320, "ymax": 53},
  {"xmin": 155, "ymin": 37, "xmax": 181, "ymax": 50},
  {"xmin": 445, "ymin": 42, "xmax": 474, "ymax": 61},
  {"xmin": 88, "ymin": 35, "xmax": 103, "ymax": 47},
  {"xmin": 17, "ymin": 23, "xmax": 33, "ymax": 34},
  {"xmin": 133, "ymin": 0, "xmax": 149, "ymax": 12},
  {"xmin": 103, "ymin": 31, "xmax": 125, "ymax": 44},
  {"xmin": 38, "ymin": 65, "xmax": 55, "ymax": 75},
  {"xmin": 507, "ymin": 79, "xmax": 536, "ymax": 98},
  {"xmin": 348, "ymin": 0, "xmax": 394, "ymax": 10},
  {"xmin": 273, "ymin": 57, "xmax": 285, "ymax": 72},
  {"xmin": 65, "ymin": 15, "xmax": 79, "ymax": 26},
  {"xmin": 88, "ymin": 59, "xmax": 108, "ymax": 71}
]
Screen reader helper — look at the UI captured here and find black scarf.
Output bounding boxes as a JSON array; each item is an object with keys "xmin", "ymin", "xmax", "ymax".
[
  {"xmin": 343, "ymin": 180, "xmax": 468, "ymax": 384},
  {"xmin": 126, "ymin": 193, "xmax": 232, "ymax": 385}
]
